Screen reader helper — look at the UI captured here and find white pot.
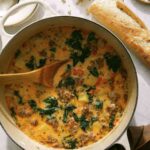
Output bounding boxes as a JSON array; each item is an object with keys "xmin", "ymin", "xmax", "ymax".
[{"xmin": 0, "ymin": 0, "xmax": 138, "ymax": 150}]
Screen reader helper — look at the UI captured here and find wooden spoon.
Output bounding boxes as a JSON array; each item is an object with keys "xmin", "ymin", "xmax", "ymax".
[{"xmin": 0, "ymin": 60, "xmax": 68, "ymax": 87}]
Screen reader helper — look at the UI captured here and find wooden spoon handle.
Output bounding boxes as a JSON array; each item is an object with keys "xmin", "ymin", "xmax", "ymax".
[
  {"xmin": 0, "ymin": 60, "xmax": 68, "ymax": 86},
  {"xmin": 0, "ymin": 71, "xmax": 41, "ymax": 85}
]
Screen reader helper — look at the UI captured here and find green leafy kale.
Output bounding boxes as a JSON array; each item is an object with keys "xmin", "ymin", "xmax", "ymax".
[
  {"xmin": 83, "ymin": 84, "xmax": 96, "ymax": 92},
  {"xmin": 79, "ymin": 46, "xmax": 91, "ymax": 63},
  {"xmin": 65, "ymin": 30, "xmax": 82, "ymax": 50},
  {"xmin": 50, "ymin": 47, "xmax": 56, "ymax": 53},
  {"xmin": 109, "ymin": 114, "xmax": 116, "ymax": 128},
  {"xmin": 10, "ymin": 107, "xmax": 16, "ymax": 118},
  {"xmin": 95, "ymin": 100, "xmax": 103, "ymax": 109},
  {"xmin": 87, "ymin": 32, "xmax": 96, "ymax": 42},
  {"xmin": 14, "ymin": 49, "xmax": 21, "ymax": 58},
  {"xmin": 58, "ymin": 76, "xmax": 75, "ymax": 88},
  {"xmin": 80, "ymin": 114, "xmax": 89, "ymax": 131},
  {"xmin": 70, "ymin": 46, "xmax": 91, "ymax": 66},
  {"xmin": 43, "ymin": 97, "xmax": 58, "ymax": 108},
  {"xmin": 66, "ymin": 64, "xmax": 72, "ymax": 71},
  {"xmin": 87, "ymin": 93, "xmax": 93, "ymax": 103},
  {"xmin": 83, "ymin": 84, "xmax": 96, "ymax": 103},
  {"xmin": 70, "ymin": 52, "xmax": 80, "ymax": 66},
  {"xmin": 104, "ymin": 52, "xmax": 121, "ymax": 72},
  {"xmin": 26, "ymin": 56, "xmax": 46, "ymax": 70},
  {"xmin": 37, "ymin": 97, "xmax": 59, "ymax": 117},
  {"xmin": 14, "ymin": 90, "xmax": 24, "ymax": 105},
  {"xmin": 72, "ymin": 112, "xmax": 79, "ymax": 122},
  {"xmin": 37, "ymin": 58, "xmax": 46, "ymax": 68},
  {"xmin": 89, "ymin": 67, "xmax": 99, "ymax": 77},
  {"xmin": 66, "ymin": 139, "xmax": 77, "ymax": 149},
  {"xmin": 25, "ymin": 56, "xmax": 36, "ymax": 70},
  {"xmin": 28, "ymin": 99, "xmax": 37, "ymax": 110},
  {"xmin": 38, "ymin": 107, "xmax": 58, "ymax": 116},
  {"xmin": 90, "ymin": 116, "xmax": 98, "ymax": 125},
  {"xmin": 63, "ymin": 105, "xmax": 76, "ymax": 123},
  {"xmin": 63, "ymin": 136, "xmax": 78, "ymax": 149},
  {"xmin": 66, "ymin": 30, "xmax": 92, "ymax": 66}
]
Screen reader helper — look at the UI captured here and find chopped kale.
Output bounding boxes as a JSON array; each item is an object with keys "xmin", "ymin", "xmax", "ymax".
[
  {"xmin": 28, "ymin": 99, "xmax": 37, "ymax": 110},
  {"xmin": 14, "ymin": 49, "xmax": 21, "ymax": 58},
  {"xmin": 85, "ymin": 85, "xmax": 96, "ymax": 92},
  {"xmin": 87, "ymin": 32, "xmax": 96, "ymax": 42},
  {"xmin": 89, "ymin": 67, "xmax": 99, "ymax": 77},
  {"xmin": 109, "ymin": 114, "xmax": 115, "ymax": 128},
  {"xmin": 83, "ymin": 84, "xmax": 95, "ymax": 91},
  {"xmin": 72, "ymin": 112, "xmax": 79, "ymax": 122},
  {"xmin": 37, "ymin": 58, "xmax": 46, "ymax": 68},
  {"xmin": 83, "ymin": 84, "xmax": 95, "ymax": 103},
  {"xmin": 26, "ymin": 56, "xmax": 46, "ymax": 69},
  {"xmin": 65, "ymin": 30, "xmax": 82, "ymax": 51},
  {"xmin": 95, "ymin": 100, "xmax": 103, "ymax": 109},
  {"xmin": 63, "ymin": 136, "xmax": 77, "ymax": 149},
  {"xmin": 70, "ymin": 46, "xmax": 91, "ymax": 66},
  {"xmin": 65, "ymin": 30, "xmax": 83, "ymax": 50},
  {"xmin": 10, "ymin": 107, "xmax": 16, "ymax": 118},
  {"xmin": 71, "ymin": 30, "xmax": 83, "ymax": 41},
  {"xmin": 14, "ymin": 90, "xmax": 23, "ymax": 105},
  {"xmin": 104, "ymin": 52, "xmax": 121, "ymax": 72},
  {"xmin": 25, "ymin": 56, "xmax": 36, "ymax": 70},
  {"xmin": 43, "ymin": 97, "xmax": 58, "ymax": 108},
  {"xmin": 66, "ymin": 38, "xmax": 82, "ymax": 50},
  {"xmin": 80, "ymin": 115, "xmax": 89, "ymax": 131},
  {"xmin": 70, "ymin": 52, "xmax": 81, "ymax": 66},
  {"xmin": 66, "ymin": 30, "xmax": 94, "ymax": 66},
  {"xmin": 66, "ymin": 139, "xmax": 77, "ymax": 149},
  {"xmin": 87, "ymin": 93, "xmax": 93, "ymax": 103},
  {"xmin": 73, "ymin": 89, "xmax": 78, "ymax": 99},
  {"xmin": 38, "ymin": 107, "xmax": 58, "ymax": 116},
  {"xmin": 79, "ymin": 46, "xmax": 91, "ymax": 63},
  {"xmin": 50, "ymin": 47, "xmax": 56, "ymax": 53},
  {"xmin": 37, "ymin": 97, "xmax": 59, "ymax": 117},
  {"xmin": 63, "ymin": 105, "xmax": 76, "ymax": 123},
  {"xmin": 66, "ymin": 64, "xmax": 72, "ymax": 71},
  {"xmin": 63, "ymin": 110, "xmax": 68, "ymax": 123},
  {"xmin": 90, "ymin": 116, "xmax": 98, "ymax": 125},
  {"xmin": 65, "ymin": 105, "xmax": 76, "ymax": 111},
  {"xmin": 58, "ymin": 76, "xmax": 75, "ymax": 88}
]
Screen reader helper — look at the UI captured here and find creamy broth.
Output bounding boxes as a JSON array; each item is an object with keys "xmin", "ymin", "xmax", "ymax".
[{"xmin": 5, "ymin": 27, "xmax": 128, "ymax": 149}]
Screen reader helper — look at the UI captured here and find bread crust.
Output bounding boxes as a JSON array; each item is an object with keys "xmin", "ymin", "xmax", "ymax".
[{"xmin": 88, "ymin": 0, "xmax": 150, "ymax": 67}]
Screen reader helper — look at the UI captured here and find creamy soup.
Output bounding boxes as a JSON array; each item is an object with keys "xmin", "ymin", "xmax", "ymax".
[{"xmin": 5, "ymin": 26, "xmax": 128, "ymax": 149}]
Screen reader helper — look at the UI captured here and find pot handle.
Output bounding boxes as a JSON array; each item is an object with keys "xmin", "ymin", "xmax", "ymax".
[
  {"xmin": 115, "ymin": 131, "xmax": 130, "ymax": 150},
  {"xmin": 0, "ymin": 0, "xmax": 57, "ymax": 51}
]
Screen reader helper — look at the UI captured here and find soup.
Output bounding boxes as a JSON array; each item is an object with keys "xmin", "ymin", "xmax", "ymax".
[{"xmin": 5, "ymin": 26, "xmax": 128, "ymax": 149}]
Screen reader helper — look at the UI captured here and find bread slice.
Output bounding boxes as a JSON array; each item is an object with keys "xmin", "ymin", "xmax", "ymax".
[{"xmin": 88, "ymin": 0, "xmax": 150, "ymax": 67}]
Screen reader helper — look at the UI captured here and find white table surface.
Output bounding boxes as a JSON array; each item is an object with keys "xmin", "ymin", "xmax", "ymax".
[{"xmin": 0, "ymin": 0, "xmax": 150, "ymax": 150}]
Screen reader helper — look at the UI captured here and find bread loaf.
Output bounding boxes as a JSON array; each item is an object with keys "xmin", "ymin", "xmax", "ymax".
[{"xmin": 88, "ymin": 0, "xmax": 150, "ymax": 67}]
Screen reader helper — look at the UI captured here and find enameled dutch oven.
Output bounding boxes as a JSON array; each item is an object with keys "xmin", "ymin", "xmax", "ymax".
[{"xmin": 0, "ymin": 0, "xmax": 138, "ymax": 150}]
